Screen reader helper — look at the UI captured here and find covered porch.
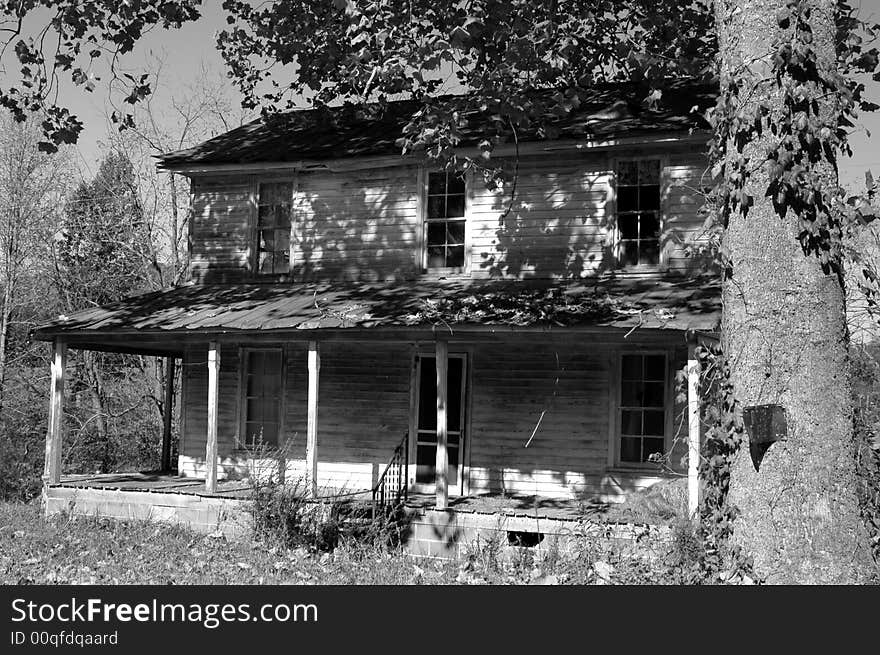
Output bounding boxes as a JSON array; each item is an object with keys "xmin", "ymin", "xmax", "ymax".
[
  {"xmin": 43, "ymin": 470, "xmax": 676, "ymax": 558},
  {"xmin": 33, "ymin": 277, "xmax": 720, "ymax": 525}
]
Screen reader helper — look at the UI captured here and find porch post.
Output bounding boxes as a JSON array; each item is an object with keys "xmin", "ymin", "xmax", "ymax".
[
  {"xmin": 43, "ymin": 338, "xmax": 67, "ymax": 485},
  {"xmin": 687, "ymin": 335, "xmax": 700, "ymax": 518},
  {"xmin": 205, "ymin": 342, "xmax": 220, "ymax": 493},
  {"xmin": 435, "ymin": 338, "xmax": 449, "ymax": 510},
  {"xmin": 161, "ymin": 357, "xmax": 175, "ymax": 472},
  {"xmin": 306, "ymin": 340, "xmax": 320, "ymax": 498}
]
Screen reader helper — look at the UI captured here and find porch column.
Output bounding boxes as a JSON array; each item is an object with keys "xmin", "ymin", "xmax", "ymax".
[
  {"xmin": 43, "ymin": 338, "xmax": 67, "ymax": 484},
  {"xmin": 306, "ymin": 340, "xmax": 320, "ymax": 498},
  {"xmin": 687, "ymin": 336, "xmax": 700, "ymax": 518},
  {"xmin": 205, "ymin": 342, "xmax": 220, "ymax": 493},
  {"xmin": 435, "ymin": 339, "xmax": 449, "ymax": 510},
  {"xmin": 161, "ymin": 357, "xmax": 176, "ymax": 472}
]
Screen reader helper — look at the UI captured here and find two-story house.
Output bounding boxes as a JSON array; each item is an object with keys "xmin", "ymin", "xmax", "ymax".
[{"xmin": 35, "ymin": 80, "xmax": 720, "ymax": 527}]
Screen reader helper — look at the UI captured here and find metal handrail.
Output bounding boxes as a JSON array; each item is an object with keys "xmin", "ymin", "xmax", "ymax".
[{"xmin": 371, "ymin": 432, "xmax": 409, "ymax": 519}]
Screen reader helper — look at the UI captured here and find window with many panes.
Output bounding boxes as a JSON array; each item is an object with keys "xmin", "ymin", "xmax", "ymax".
[
  {"xmin": 255, "ymin": 182, "xmax": 292, "ymax": 275},
  {"xmin": 241, "ymin": 348, "xmax": 283, "ymax": 447},
  {"xmin": 616, "ymin": 159, "xmax": 661, "ymax": 267},
  {"xmin": 618, "ymin": 353, "xmax": 667, "ymax": 464},
  {"xmin": 425, "ymin": 171, "xmax": 466, "ymax": 271}
]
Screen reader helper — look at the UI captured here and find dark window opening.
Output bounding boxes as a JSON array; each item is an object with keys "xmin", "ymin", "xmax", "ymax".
[
  {"xmin": 616, "ymin": 160, "xmax": 661, "ymax": 266},
  {"xmin": 256, "ymin": 182, "xmax": 292, "ymax": 275},
  {"xmin": 242, "ymin": 349, "xmax": 283, "ymax": 447},
  {"xmin": 415, "ymin": 355, "xmax": 465, "ymax": 486},
  {"xmin": 507, "ymin": 531, "xmax": 545, "ymax": 547},
  {"xmin": 619, "ymin": 353, "xmax": 667, "ymax": 464},
  {"xmin": 426, "ymin": 171, "xmax": 466, "ymax": 270}
]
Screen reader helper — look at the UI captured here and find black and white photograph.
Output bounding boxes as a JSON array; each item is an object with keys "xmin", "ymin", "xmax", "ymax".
[{"xmin": 1, "ymin": 1, "xmax": 879, "ymax": 635}]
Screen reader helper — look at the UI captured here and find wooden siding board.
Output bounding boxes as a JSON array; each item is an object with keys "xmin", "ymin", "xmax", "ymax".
[
  {"xmin": 177, "ymin": 333, "xmax": 686, "ymax": 499},
  {"xmin": 185, "ymin": 147, "xmax": 710, "ymax": 284}
]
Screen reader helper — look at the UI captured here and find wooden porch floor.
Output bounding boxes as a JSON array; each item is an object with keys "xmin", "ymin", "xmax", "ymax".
[{"xmin": 53, "ymin": 472, "xmax": 616, "ymax": 521}]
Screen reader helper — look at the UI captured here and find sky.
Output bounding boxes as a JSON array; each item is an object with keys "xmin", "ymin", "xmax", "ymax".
[
  {"xmin": 66, "ymin": 3, "xmax": 238, "ymax": 176},
  {"xmin": 60, "ymin": 0, "xmax": 880, "ymax": 193}
]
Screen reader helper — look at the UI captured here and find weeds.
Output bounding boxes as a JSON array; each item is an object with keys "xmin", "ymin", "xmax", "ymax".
[{"xmin": 249, "ymin": 475, "xmax": 411, "ymax": 554}]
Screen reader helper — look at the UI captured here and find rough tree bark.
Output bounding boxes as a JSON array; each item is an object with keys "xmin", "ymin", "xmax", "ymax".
[{"xmin": 716, "ymin": 0, "xmax": 874, "ymax": 583}]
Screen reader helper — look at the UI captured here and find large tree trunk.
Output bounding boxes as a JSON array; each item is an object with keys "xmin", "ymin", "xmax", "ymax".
[{"xmin": 716, "ymin": 0, "xmax": 874, "ymax": 583}]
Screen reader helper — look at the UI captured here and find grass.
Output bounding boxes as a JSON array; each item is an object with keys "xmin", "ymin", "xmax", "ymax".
[
  {"xmin": 0, "ymin": 499, "xmax": 719, "ymax": 585},
  {"xmin": 0, "ymin": 501, "xmax": 458, "ymax": 585}
]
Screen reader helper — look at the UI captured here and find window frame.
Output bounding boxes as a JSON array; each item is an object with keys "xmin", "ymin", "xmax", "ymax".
[
  {"xmin": 236, "ymin": 346, "xmax": 287, "ymax": 451},
  {"xmin": 611, "ymin": 155, "xmax": 667, "ymax": 271},
  {"xmin": 420, "ymin": 168, "xmax": 471, "ymax": 277},
  {"xmin": 609, "ymin": 348, "xmax": 673, "ymax": 469},
  {"xmin": 252, "ymin": 179, "xmax": 295, "ymax": 280}
]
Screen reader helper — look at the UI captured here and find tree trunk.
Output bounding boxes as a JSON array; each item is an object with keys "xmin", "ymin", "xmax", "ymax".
[
  {"xmin": 83, "ymin": 351, "xmax": 110, "ymax": 472},
  {"xmin": 0, "ymin": 275, "xmax": 13, "ymax": 411},
  {"xmin": 716, "ymin": 0, "xmax": 874, "ymax": 583}
]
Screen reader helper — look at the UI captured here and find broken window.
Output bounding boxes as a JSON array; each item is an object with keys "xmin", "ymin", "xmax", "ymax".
[
  {"xmin": 256, "ymin": 181, "xmax": 292, "ymax": 275},
  {"xmin": 241, "ymin": 348, "xmax": 283, "ymax": 448},
  {"xmin": 425, "ymin": 171, "xmax": 467, "ymax": 271},
  {"xmin": 619, "ymin": 353, "xmax": 667, "ymax": 464},
  {"xmin": 616, "ymin": 159, "xmax": 661, "ymax": 267}
]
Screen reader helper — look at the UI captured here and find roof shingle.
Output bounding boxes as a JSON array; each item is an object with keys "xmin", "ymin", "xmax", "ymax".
[{"xmin": 156, "ymin": 80, "xmax": 716, "ymax": 169}]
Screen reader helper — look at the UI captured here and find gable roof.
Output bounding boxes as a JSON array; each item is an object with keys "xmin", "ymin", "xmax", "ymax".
[{"xmin": 156, "ymin": 79, "xmax": 716, "ymax": 170}]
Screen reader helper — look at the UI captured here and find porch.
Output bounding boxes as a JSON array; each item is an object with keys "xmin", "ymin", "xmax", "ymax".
[
  {"xmin": 43, "ymin": 472, "xmax": 675, "ymax": 558},
  {"xmin": 33, "ymin": 277, "xmax": 720, "ymax": 528}
]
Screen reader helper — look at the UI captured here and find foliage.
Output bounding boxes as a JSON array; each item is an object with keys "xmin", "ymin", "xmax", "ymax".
[
  {"xmin": 399, "ymin": 287, "xmax": 628, "ymax": 327},
  {"xmin": 218, "ymin": 0, "xmax": 714, "ymax": 181},
  {"xmin": 54, "ymin": 151, "xmax": 153, "ymax": 308},
  {"xmin": 850, "ymin": 344, "xmax": 880, "ymax": 563},
  {"xmin": 688, "ymin": 343, "xmax": 758, "ymax": 583},
  {"xmin": 0, "ymin": 0, "xmax": 202, "ymax": 151},
  {"xmin": 250, "ymin": 478, "xmax": 342, "ymax": 552},
  {"xmin": 249, "ymin": 477, "xmax": 410, "ymax": 553},
  {"xmin": 0, "ymin": 371, "xmax": 49, "ymax": 501}
]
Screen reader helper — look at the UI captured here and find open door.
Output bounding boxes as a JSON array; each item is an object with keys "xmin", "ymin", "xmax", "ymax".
[{"xmin": 410, "ymin": 353, "xmax": 467, "ymax": 496}]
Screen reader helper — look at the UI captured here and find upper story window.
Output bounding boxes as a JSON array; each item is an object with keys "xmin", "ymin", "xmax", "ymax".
[
  {"xmin": 256, "ymin": 181, "xmax": 292, "ymax": 275},
  {"xmin": 618, "ymin": 352, "xmax": 667, "ymax": 464},
  {"xmin": 425, "ymin": 171, "xmax": 467, "ymax": 272},
  {"xmin": 616, "ymin": 159, "xmax": 661, "ymax": 267}
]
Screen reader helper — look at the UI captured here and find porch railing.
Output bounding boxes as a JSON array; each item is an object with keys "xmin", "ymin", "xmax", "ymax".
[{"xmin": 371, "ymin": 433, "xmax": 409, "ymax": 519}]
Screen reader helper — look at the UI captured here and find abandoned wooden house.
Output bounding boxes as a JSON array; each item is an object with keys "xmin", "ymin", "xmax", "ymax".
[{"xmin": 34, "ymin": 80, "xmax": 720, "ymax": 551}]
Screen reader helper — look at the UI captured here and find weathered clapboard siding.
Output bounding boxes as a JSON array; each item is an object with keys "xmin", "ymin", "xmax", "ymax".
[
  {"xmin": 189, "ymin": 178, "xmax": 254, "ymax": 283},
  {"xmin": 186, "ymin": 146, "xmax": 711, "ymax": 284},
  {"xmin": 466, "ymin": 338, "xmax": 610, "ymax": 498},
  {"xmin": 294, "ymin": 166, "xmax": 421, "ymax": 282},
  {"xmin": 178, "ymin": 335, "xmax": 689, "ymax": 501},
  {"xmin": 664, "ymin": 152, "xmax": 713, "ymax": 273},
  {"xmin": 468, "ymin": 153, "xmax": 612, "ymax": 279},
  {"xmin": 180, "ymin": 347, "xmax": 240, "ymax": 478},
  {"xmin": 179, "ymin": 342, "xmax": 411, "ymax": 490}
]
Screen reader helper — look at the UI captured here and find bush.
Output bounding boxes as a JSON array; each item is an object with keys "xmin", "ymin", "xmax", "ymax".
[
  {"xmin": 250, "ymin": 478, "xmax": 340, "ymax": 552},
  {"xmin": 249, "ymin": 479, "xmax": 411, "ymax": 553}
]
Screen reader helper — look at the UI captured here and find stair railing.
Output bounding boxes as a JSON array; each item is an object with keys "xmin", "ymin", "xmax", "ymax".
[{"xmin": 371, "ymin": 433, "xmax": 409, "ymax": 519}]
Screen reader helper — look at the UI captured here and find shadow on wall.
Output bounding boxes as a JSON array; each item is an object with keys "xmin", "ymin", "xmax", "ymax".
[{"xmin": 189, "ymin": 156, "xmax": 717, "ymax": 286}]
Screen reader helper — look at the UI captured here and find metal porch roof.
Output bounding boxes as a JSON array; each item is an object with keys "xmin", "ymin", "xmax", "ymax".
[{"xmin": 33, "ymin": 276, "xmax": 721, "ymax": 346}]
